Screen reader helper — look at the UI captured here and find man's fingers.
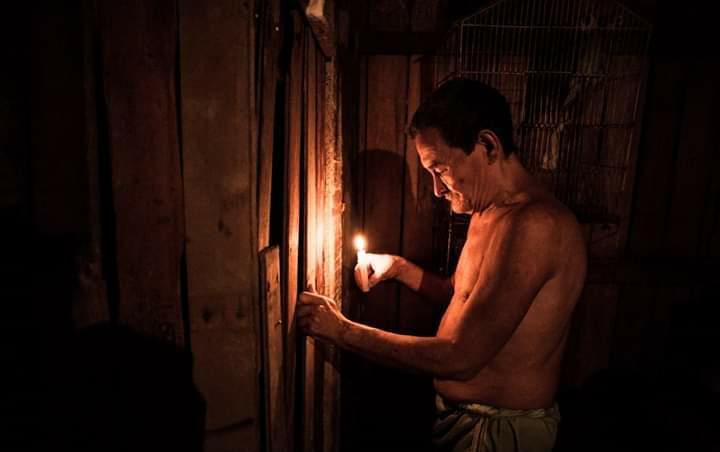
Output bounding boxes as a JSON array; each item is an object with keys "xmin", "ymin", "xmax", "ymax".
[
  {"xmin": 353, "ymin": 265, "xmax": 363, "ymax": 288},
  {"xmin": 298, "ymin": 317, "xmax": 312, "ymax": 333},
  {"xmin": 296, "ymin": 304, "xmax": 314, "ymax": 317},
  {"xmin": 298, "ymin": 291, "xmax": 324, "ymax": 305},
  {"xmin": 368, "ymin": 272, "xmax": 383, "ymax": 288}
]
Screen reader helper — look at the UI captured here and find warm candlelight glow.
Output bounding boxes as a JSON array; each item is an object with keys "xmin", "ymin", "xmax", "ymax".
[{"xmin": 353, "ymin": 234, "xmax": 366, "ymax": 252}]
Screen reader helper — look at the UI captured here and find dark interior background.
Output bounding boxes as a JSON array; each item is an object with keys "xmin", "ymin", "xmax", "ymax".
[{"xmin": 6, "ymin": 1, "xmax": 720, "ymax": 451}]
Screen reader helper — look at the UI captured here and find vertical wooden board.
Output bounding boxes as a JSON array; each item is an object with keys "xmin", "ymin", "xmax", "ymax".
[
  {"xmin": 258, "ymin": 0, "xmax": 283, "ymax": 251},
  {"xmin": 284, "ymin": 12, "xmax": 305, "ymax": 452},
  {"xmin": 321, "ymin": 58, "xmax": 342, "ymax": 452},
  {"xmin": 303, "ymin": 28, "xmax": 318, "ymax": 452},
  {"xmin": 306, "ymin": 30, "xmax": 319, "ymax": 295},
  {"xmin": 663, "ymin": 61, "xmax": 719, "ymax": 257},
  {"xmin": 99, "ymin": 0, "xmax": 184, "ymax": 344},
  {"xmin": 626, "ymin": 60, "xmax": 687, "ymax": 257},
  {"xmin": 179, "ymin": 0, "xmax": 259, "ymax": 448},
  {"xmin": 260, "ymin": 246, "xmax": 287, "ymax": 452},
  {"xmin": 359, "ymin": 55, "xmax": 409, "ymax": 331}
]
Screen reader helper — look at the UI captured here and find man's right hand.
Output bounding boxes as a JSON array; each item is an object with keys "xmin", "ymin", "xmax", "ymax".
[{"xmin": 354, "ymin": 253, "xmax": 403, "ymax": 291}]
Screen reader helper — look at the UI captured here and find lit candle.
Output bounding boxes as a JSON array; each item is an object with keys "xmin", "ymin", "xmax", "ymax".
[{"xmin": 354, "ymin": 234, "xmax": 370, "ymax": 292}]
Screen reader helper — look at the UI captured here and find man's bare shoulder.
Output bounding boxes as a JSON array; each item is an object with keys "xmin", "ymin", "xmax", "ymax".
[
  {"xmin": 505, "ymin": 196, "xmax": 582, "ymax": 239},
  {"xmin": 492, "ymin": 196, "xmax": 585, "ymax": 269}
]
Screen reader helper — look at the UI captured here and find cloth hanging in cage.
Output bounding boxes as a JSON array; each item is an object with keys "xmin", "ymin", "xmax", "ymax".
[{"xmin": 432, "ymin": 394, "xmax": 560, "ymax": 452}]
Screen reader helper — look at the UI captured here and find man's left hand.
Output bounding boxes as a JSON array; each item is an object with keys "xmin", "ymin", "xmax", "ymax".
[{"xmin": 297, "ymin": 289, "xmax": 348, "ymax": 344}]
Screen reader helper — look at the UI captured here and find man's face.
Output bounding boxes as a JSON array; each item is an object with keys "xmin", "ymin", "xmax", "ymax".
[{"xmin": 415, "ymin": 128, "xmax": 475, "ymax": 214}]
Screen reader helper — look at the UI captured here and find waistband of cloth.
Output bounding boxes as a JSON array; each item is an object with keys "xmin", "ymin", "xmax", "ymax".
[{"xmin": 435, "ymin": 394, "xmax": 561, "ymax": 421}]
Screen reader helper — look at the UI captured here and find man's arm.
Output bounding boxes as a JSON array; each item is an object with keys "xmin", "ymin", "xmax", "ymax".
[
  {"xmin": 394, "ymin": 258, "xmax": 454, "ymax": 310},
  {"xmin": 358, "ymin": 254, "xmax": 453, "ymax": 309},
  {"xmin": 301, "ymin": 207, "xmax": 558, "ymax": 379}
]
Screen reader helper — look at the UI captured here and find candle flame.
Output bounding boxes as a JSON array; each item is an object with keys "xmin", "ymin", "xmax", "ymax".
[{"xmin": 353, "ymin": 234, "xmax": 366, "ymax": 251}]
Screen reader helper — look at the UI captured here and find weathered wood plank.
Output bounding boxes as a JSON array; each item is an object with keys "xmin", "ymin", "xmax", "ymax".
[
  {"xmin": 99, "ymin": 0, "xmax": 184, "ymax": 343},
  {"xmin": 178, "ymin": 0, "xmax": 260, "ymax": 450},
  {"xmin": 321, "ymin": 57, "xmax": 342, "ymax": 452},
  {"xmin": 285, "ymin": 11, "xmax": 305, "ymax": 452},
  {"xmin": 260, "ymin": 246, "xmax": 287, "ymax": 452},
  {"xmin": 303, "ymin": 26, "xmax": 319, "ymax": 452}
]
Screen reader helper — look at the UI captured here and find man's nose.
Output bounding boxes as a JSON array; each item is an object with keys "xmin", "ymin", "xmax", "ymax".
[{"xmin": 432, "ymin": 173, "xmax": 449, "ymax": 198}]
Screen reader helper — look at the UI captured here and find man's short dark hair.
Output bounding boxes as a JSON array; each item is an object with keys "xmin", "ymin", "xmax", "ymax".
[{"xmin": 408, "ymin": 78, "xmax": 518, "ymax": 155}]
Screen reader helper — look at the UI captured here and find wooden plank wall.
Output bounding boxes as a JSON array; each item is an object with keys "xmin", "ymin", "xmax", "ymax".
[
  {"xmin": 23, "ymin": 1, "xmax": 345, "ymax": 452},
  {"xmin": 178, "ymin": 0, "xmax": 261, "ymax": 450},
  {"xmin": 279, "ymin": 8, "xmax": 342, "ymax": 452}
]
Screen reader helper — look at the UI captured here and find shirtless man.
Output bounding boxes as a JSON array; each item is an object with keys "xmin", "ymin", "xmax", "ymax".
[{"xmin": 297, "ymin": 78, "xmax": 587, "ymax": 452}]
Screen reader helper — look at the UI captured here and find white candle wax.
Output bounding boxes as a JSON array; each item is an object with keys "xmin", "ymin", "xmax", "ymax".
[{"xmin": 357, "ymin": 249, "xmax": 370, "ymax": 292}]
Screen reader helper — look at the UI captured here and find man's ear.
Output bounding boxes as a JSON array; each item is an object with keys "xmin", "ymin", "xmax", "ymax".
[{"xmin": 477, "ymin": 130, "xmax": 502, "ymax": 163}]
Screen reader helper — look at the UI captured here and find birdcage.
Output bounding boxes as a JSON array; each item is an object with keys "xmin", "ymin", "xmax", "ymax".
[
  {"xmin": 430, "ymin": 0, "xmax": 652, "ymax": 272},
  {"xmin": 434, "ymin": 0, "xmax": 651, "ymax": 225}
]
